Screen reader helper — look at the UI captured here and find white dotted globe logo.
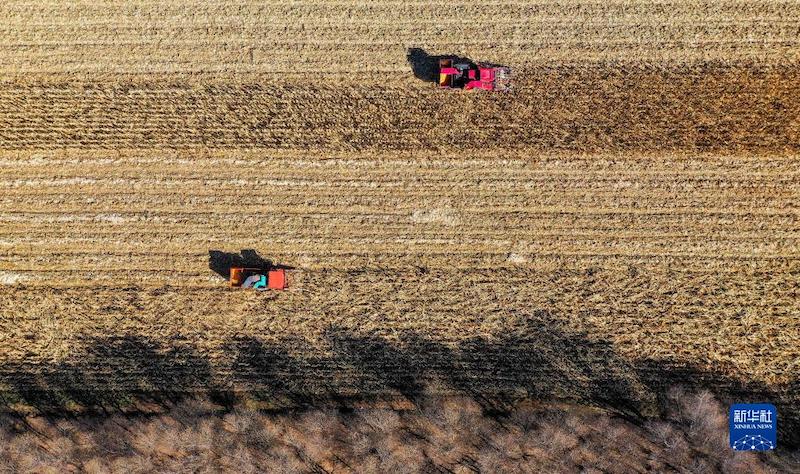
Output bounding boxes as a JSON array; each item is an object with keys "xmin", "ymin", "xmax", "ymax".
[{"xmin": 732, "ymin": 434, "xmax": 774, "ymax": 451}]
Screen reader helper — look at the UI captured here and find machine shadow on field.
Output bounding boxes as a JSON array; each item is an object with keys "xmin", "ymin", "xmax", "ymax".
[
  {"xmin": 208, "ymin": 249, "xmax": 294, "ymax": 280},
  {"xmin": 1, "ymin": 314, "xmax": 796, "ymax": 446},
  {"xmin": 406, "ymin": 47, "xmax": 473, "ymax": 83}
]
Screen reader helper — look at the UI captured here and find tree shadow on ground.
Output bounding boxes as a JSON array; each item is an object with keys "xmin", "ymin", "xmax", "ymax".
[
  {"xmin": 208, "ymin": 249, "xmax": 295, "ymax": 280},
  {"xmin": 223, "ymin": 335, "xmax": 318, "ymax": 407},
  {"xmin": 313, "ymin": 313, "xmax": 648, "ymax": 418},
  {"xmin": 227, "ymin": 310, "xmax": 797, "ymax": 446},
  {"xmin": 0, "ymin": 336, "xmax": 212, "ymax": 413},
  {"xmin": 1, "ymin": 313, "xmax": 796, "ymax": 446}
]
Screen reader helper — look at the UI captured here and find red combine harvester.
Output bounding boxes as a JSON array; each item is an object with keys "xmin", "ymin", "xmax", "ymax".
[
  {"xmin": 229, "ymin": 267, "xmax": 287, "ymax": 291},
  {"xmin": 438, "ymin": 59, "xmax": 511, "ymax": 91}
]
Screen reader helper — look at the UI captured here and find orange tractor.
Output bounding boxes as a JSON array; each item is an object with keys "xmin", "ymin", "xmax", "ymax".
[
  {"xmin": 229, "ymin": 267, "xmax": 287, "ymax": 290},
  {"xmin": 209, "ymin": 250, "xmax": 289, "ymax": 291}
]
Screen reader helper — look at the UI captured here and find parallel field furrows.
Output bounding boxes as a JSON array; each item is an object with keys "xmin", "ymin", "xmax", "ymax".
[
  {"xmin": 1, "ymin": 266, "xmax": 797, "ymax": 393},
  {"xmin": 2, "ymin": 67, "xmax": 798, "ymax": 151},
  {"xmin": 4, "ymin": 240, "xmax": 797, "ymax": 265},
  {"xmin": 1, "ymin": 149, "xmax": 796, "ymax": 286},
  {"xmin": 3, "ymin": 257, "xmax": 799, "ymax": 287},
  {"xmin": 3, "ymin": 232, "xmax": 798, "ymax": 248},
  {"xmin": 5, "ymin": 25, "xmax": 797, "ymax": 46},
  {"xmin": 2, "ymin": 162, "xmax": 798, "ymax": 179},
  {"xmin": 1, "ymin": 1, "xmax": 798, "ymax": 74},
  {"xmin": 1, "ymin": 0, "xmax": 799, "ymax": 435},
  {"xmin": 0, "ymin": 149, "xmax": 795, "ymax": 168},
  {"xmin": 3, "ymin": 258, "xmax": 796, "ymax": 289}
]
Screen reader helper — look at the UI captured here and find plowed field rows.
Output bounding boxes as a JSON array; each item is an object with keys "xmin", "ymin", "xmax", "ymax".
[
  {"xmin": 1, "ymin": 0, "xmax": 799, "ymax": 76},
  {"xmin": 1, "ymin": 150, "xmax": 798, "ymax": 283},
  {"xmin": 0, "ymin": 0, "xmax": 798, "ymax": 437},
  {"xmin": 1, "ymin": 67, "xmax": 798, "ymax": 151}
]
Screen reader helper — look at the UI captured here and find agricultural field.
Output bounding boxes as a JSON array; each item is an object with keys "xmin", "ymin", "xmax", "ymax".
[{"xmin": 0, "ymin": 0, "xmax": 798, "ymax": 449}]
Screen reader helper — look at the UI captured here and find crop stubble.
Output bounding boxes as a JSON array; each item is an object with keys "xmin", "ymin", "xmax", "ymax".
[{"xmin": 0, "ymin": 0, "xmax": 798, "ymax": 430}]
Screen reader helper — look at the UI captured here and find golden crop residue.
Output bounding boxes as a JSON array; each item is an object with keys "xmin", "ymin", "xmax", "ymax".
[{"xmin": 0, "ymin": 0, "xmax": 797, "ymax": 434}]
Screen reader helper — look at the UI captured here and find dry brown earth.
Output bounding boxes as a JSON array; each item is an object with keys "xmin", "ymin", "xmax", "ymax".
[{"xmin": 0, "ymin": 0, "xmax": 798, "ymax": 442}]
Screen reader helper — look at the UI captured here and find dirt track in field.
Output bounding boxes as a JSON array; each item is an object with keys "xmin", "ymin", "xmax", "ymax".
[{"xmin": 0, "ymin": 0, "xmax": 798, "ymax": 439}]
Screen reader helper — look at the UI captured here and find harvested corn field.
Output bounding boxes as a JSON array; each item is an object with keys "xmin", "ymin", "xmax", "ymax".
[
  {"xmin": 0, "ymin": 0, "xmax": 798, "ymax": 446},
  {"xmin": 1, "ymin": 0, "xmax": 799, "ymax": 76}
]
